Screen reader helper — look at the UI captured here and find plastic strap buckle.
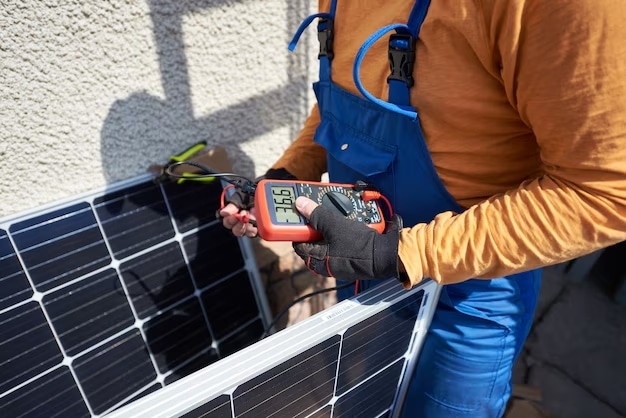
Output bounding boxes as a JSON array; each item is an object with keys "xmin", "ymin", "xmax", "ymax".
[
  {"xmin": 387, "ymin": 33, "xmax": 415, "ymax": 87},
  {"xmin": 317, "ymin": 18, "xmax": 334, "ymax": 60}
]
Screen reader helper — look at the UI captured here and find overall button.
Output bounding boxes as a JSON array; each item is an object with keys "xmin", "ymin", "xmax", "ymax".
[{"xmin": 340, "ymin": 143, "xmax": 349, "ymax": 150}]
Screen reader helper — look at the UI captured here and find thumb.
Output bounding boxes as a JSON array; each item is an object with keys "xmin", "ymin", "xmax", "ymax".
[{"xmin": 295, "ymin": 196, "xmax": 319, "ymax": 220}]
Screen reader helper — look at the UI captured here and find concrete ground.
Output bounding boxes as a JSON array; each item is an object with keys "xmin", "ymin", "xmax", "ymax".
[
  {"xmin": 253, "ymin": 240, "xmax": 626, "ymax": 418},
  {"xmin": 511, "ymin": 263, "xmax": 626, "ymax": 418}
]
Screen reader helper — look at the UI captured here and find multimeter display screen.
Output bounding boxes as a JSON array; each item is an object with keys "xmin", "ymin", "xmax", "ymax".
[{"xmin": 271, "ymin": 186, "xmax": 301, "ymax": 223}]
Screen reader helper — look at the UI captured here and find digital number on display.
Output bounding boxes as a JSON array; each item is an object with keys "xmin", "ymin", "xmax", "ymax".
[{"xmin": 271, "ymin": 186, "xmax": 301, "ymax": 223}]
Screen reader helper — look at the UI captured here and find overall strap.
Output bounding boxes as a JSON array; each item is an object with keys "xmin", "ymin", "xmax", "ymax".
[
  {"xmin": 388, "ymin": 0, "xmax": 431, "ymax": 106},
  {"xmin": 353, "ymin": 0, "xmax": 432, "ymax": 120},
  {"xmin": 288, "ymin": 0, "xmax": 338, "ymax": 82}
]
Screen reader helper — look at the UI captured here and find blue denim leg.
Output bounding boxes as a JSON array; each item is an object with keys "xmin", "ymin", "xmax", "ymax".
[{"xmin": 400, "ymin": 303, "xmax": 520, "ymax": 418}]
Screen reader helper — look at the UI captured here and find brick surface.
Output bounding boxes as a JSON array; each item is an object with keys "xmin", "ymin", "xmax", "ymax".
[{"xmin": 252, "ymin": 238, "xmax": 336, "ymax": 332}]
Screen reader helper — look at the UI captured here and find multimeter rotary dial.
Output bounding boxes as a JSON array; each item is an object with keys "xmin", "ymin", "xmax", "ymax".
[{"xmin": 321, "ymin": 190, "xmax": 354, "ymax": 216}]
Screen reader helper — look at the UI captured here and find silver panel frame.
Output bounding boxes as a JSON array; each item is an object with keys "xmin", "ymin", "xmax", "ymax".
[
  {"xmin": 0, "ymin": 174, "xmax": 272, "ymax": 416},
  {"xmin": 108, "ymin": 279, "xmax": 442, "ymax": 418}
]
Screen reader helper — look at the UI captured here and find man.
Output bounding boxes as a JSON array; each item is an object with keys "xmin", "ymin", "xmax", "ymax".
[{"xmin": 221, "ymin": 0, "xmax": 626, "ymax": 416}]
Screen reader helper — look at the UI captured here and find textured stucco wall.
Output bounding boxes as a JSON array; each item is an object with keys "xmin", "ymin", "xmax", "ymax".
[{"xmin": 0, "ymin": 0, "xmax": 317, "ymax": 218}]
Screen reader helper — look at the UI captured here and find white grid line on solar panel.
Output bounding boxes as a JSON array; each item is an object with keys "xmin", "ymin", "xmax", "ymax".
[
  {"xmin": 339, "ymin": 301, "xmax": 418, "ymax": 359},
  {"xmin": 0, "ymin": 291, "xmax": 35, "ymax": 315},
  {"xmin": 8, "ymin": 205, "xmax": 94, "ymax": 236},
  {"xmin": 224, "ymin": 235, "xmax": 272, "ymax": 334},
  {"xmin": 304, "ymin": 405, "xmax": 330, "ymax": 418},
  {"xmin": 107, "ymin": 280, "xmax": 437, "ymax": 418},
  {"xmin": 305, "ymin": 301, "xmax": 422, "ymax": 414},
  {"xmin": 232, "ymin": 341, "xmax": 339, "ymax": 413},
  {"xmin": 25, "ymin": 246, "xmax": 110, "ymax": 289},
  {"xmin": 41, "ymin": 266, "xmax": 252, "ymax": 359},
  {"xmin": 266, "ymin": 350, "xmax": 405, "ymax": 418},
  {"xmin": 7, "ymin": 277, "xmax": 106, "ymax": 324},
  {"xmin": 0, "ymin": 243, "xmax": 247, "ymax": 321},
  {"xmin": 331, "ymin": 357, "xmax": 405, "ymax": 407},
  {"xmin": 0, "ymin": 291, "xmax": 264, "ymax": 415},
  {"xmin": 0, "ymin": 174, "xmax": 270, "ymax": 417},
  {"xmin": 1, "ymin": 310, "xmax": 51, "ymax": 364},
  {"xmin": 0, "ymin": 304, "xmax": 262, "ymax": 416},
  {"xmin": 83, "ymin": 342, "xmax": 154, "ymax": 394},
  {"xmin": 0, "ymin": 177, "xmax": 220, "ymax": 260},
  {"xmin": 99, "ymin": 218, "xmax": 174, "ymax": 255},
  {"xmin": 0, "ymin": 286, "xmax": 31, "ymax": 311},
  {"xmin": 3, "ymin": 369, "xmax": 87, "ymax": 418},
  {"xmin": 43, "ymin": 278, "xmax": 131, "ymax": 352},
  {"xmin": 335, "ymin": 316, "xmax": 418, "ymax": 384},
  {"xmin": 213, "ymin": 315, "xmax": 260, "ymax": 347},
  {"xmin": 0, "ymin": 222, "xmax": 236, "ymax": 304},
  {"xmin": 3, "ymin": 281, "xmax": 100, "ymax": 416},
  {"xmin": 390, "ymin": 289, "xmax": 442, "ymax": 418},
  {"xmin": 2, "ymin": 218, "xmax": 248, "ymax": 323},
  {"xmin": 244, "ymin": 370, "xmax": 336, "ymax": 418},
  {"xmin": 0, "ymin": 175, "xmax": 155, "ymax": 230},
  {"xmin": 330, "ymin": 321, "xmax": 346, "ymax": 405}
]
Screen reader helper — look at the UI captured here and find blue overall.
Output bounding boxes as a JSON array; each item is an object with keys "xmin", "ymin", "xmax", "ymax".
[{"xmin": 290, "ymin": 1, "xmax": 542, "ymax": 416}]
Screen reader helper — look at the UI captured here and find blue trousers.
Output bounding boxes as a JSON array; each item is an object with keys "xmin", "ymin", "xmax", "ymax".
[
  {"xmin": 402, "ymin": 271, "xmax": 541, "ymax": 417},
  {"xmin": 340, "ymin": 270, "xmax": 542, "ymax": 417}
]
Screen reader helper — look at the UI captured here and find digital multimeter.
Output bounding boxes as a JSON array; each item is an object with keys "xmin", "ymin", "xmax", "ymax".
[{"xmin": 254, "ymin": 179, "xmax": 386, "ymax": 242}]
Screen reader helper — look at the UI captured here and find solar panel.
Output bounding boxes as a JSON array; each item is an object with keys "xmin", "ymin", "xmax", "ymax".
[
  {"xmin": 0, "ymin": 174, "xmax": 271, "ymax": 417},
  {"xmin": 109, "ymin": 278, "xmax": 441, "ymax": 418}
]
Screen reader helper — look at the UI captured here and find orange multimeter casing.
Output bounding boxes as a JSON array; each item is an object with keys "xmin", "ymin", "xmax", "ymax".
[{"xmin": 254, "ymin": 179, "xmax": 386, "ymax": 242}]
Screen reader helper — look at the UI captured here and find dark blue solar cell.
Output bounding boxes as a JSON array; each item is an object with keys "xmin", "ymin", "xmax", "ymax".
[
  {"xmin": 183, "ymin": 223, "xmax": 244, "ymax": 290},
  {"xmin": 94, "ymin": 181, "xmax": 175, "ymax": 260},
  {"xmin": 162, "ymin": 180, "xmax": 223, "ymax": 233},
  {"xmin": 0, "ymin": 229, "xmax": 32, "ymax": 310},
  {"xmin": 218, "ymin": 318, "xmax": 265, "ymax": 358},
  {"xmin": 333, "ymin": 359, "xmax": 405, "ymax": 418},
  {"xmin": 308, "ymin": 405, "xmax": 332, "ymax": 418},
  {"xmin": 118, "ymin": 383, "xmax": 163, "ymax": 409},
  {"xmin": 42, "ymin": 268, "xmax": 134, "ymax": 356},
  {"xmin": 0, "ymin": 366, "xmax": 90, "ymax": 418},
  {"xmin": 0, "ymin": 175, "xmax": 271, "ymax": 416},
  {"xmin": 201, "ymin": 271, "xmax": 259, "ymax": 340},
  {"xmin": 336, "ymin": 291, "xmax": 423, "ymax": 395},
  {"xmin": 9, "ymin": 203, "xmax": 111, "ymax": 292},
  {"xmin": 181, "ymin": 394, "xmax": 232, "ymax": 418},
  {"xmin": 232, "ymin": 335, "xmax": 341, "ymax": 418},
  {"xmin": 143, "ymin": 297, "xmax": 213, "ymax": 373},
  {"xmin": 163, "ymin": 349, "xmax": 220, "ymax": 386},
  {"xmin": 72, "ymin": 330, "xmax": 156, "ymax": 415},
  {"xmin": 119, "ymin": 241, "xmax": 194, "ymax": 319},
  {"xmin": 0, "ymin": 301, "xmax": 62, "ymax": 394}
]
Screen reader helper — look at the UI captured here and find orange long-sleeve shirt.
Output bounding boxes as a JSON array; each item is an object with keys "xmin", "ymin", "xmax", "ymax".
[{"xmin": 272, "ymin": 0, "xmax": 626, "ymax": 286}]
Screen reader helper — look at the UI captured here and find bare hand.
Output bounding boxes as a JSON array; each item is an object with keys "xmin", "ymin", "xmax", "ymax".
[{"xmin": 219, "ymin": 203, "xmax": 258, "ymax": 238}]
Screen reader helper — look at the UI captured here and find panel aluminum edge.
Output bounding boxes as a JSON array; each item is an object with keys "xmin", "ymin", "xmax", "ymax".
[{"xmin": 107, "ymin": 279, "xmax": 441, "ymax": 418}]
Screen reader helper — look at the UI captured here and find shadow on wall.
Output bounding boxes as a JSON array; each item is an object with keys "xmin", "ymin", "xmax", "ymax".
[
  {"xmin": 98, "ymin": 0, "xmax": 319, "ymax": 383},
  {"xmin": 100, "ymin": 0, "xmax": 312, "ymax": 182}
]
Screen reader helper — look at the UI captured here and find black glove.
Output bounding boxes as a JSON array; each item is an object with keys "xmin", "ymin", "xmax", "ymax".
[
  {"xmin": 293, "ymin": 201, "xmax": 402, "ymax": 281},
  {"xmin": 226, "ymin": 167, "xmax": 297, "ymax": 210}
]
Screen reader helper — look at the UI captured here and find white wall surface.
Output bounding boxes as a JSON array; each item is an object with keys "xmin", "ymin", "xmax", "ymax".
[{"xmin": 0, "ymin": 0, "xmax": 317, "ymax": 217}]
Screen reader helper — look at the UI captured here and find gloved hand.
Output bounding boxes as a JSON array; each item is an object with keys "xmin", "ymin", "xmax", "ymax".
[
  {"xmin": 292, "ymin": 196, "xmax": 402, "ymax": 281},
  {"xmin": 220, "ymin": 168, "xmax": 297, "ymax": 237}
]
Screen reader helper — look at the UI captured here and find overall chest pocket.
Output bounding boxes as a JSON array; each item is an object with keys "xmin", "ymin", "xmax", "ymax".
[{"xmin": 314, "ymin": 113, "xmax": 398, "ymax": 195}]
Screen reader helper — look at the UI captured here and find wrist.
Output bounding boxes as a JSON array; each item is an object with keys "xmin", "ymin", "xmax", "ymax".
[
  {"xmin": 264, "ymin": 167, "xmax": 297, "ymax": 180},
  {"xmin": 373, "ymin": 232, "xmax": 400, "ymax": 279}
]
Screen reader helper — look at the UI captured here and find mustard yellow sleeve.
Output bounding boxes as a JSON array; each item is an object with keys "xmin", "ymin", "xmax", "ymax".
[
  {"xmin": 271, "ymin": 104, "xmax": 327, "ymax": 181},
  {"xmin": 400, "ymin": 0, "xmax": 626, "ymax": 286}
]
